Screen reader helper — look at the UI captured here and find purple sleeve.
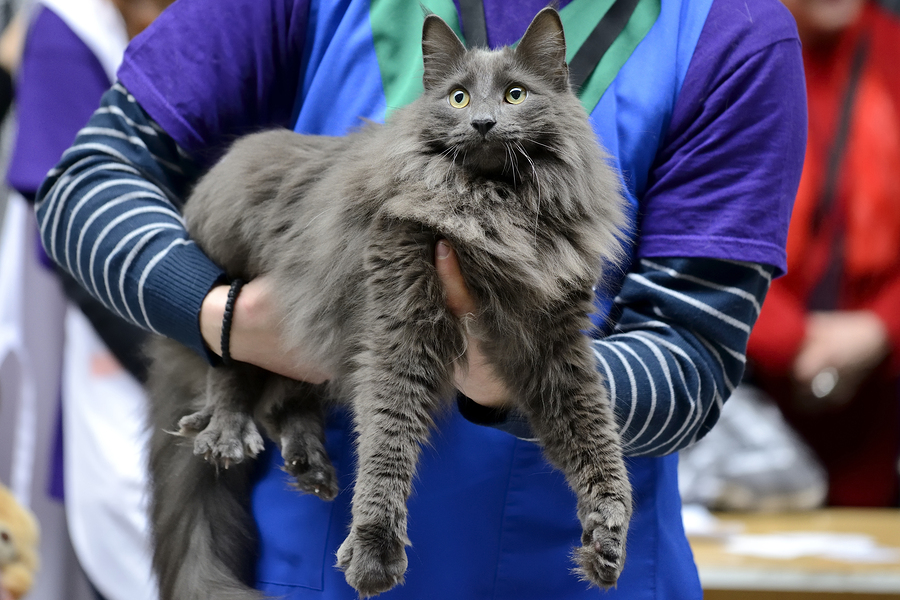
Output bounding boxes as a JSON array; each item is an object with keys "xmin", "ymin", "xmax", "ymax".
[
  {"xmin": 637, "ymin": 0, "xmax": 807, "ymax": 277},
  {"xmin": 6, "ymin": 6, "xmax": 112, "ymax": 196},
  {"xmin": 117, "ymin": 0, "xmax": 309, "ymax": 156}
]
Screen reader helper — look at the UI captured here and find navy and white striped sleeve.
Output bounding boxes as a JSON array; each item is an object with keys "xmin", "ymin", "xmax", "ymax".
[
  {"xmin": 34, "ymin": 83, "xmax": 225, "ymax": 359},
  {"xmin": 459, "ymin": 256, "xmax": 772, "ymax": 457},
  {"xmin": 597, "ymin": 257, "xmax": 771, "ymax": 456}
]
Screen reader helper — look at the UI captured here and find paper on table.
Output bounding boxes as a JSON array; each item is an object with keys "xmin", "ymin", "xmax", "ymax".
[
  {"xmin": 682, "ymin": 504, "xmax": 743, "ymax": 539},
  {"xmin": 725, "ymin": 532, "xmax": 900, "ymax": 564}
]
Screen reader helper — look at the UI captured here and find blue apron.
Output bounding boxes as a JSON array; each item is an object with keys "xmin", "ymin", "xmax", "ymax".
[{"xmin": 253, "ymin": 1, "xmax": 714, "ymax": 597}]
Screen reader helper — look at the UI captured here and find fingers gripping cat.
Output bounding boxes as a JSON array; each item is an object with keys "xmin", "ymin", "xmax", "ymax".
[{"xmin": 146, "ymin": 8, "xmax": 632, "ymax": 598}]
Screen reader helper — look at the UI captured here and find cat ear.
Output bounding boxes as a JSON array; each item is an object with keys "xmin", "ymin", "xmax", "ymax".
[
  {"xmin": 515, "ymin": 8, "xmax": 569, "ymax": 91},
  {"xmin": 422, "ymin": 14, "xmax": 467, "ymax": 91}
]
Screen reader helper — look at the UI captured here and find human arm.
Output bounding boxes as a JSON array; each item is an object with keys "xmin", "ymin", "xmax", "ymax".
[
  {"xmin": 599, "ymin": 0, "xmax": 804, "ymax": 454},
  {"xmin": 37, "ymin": 87, "xmax": 775, "ymax": 442},
  {"xmin": 34, "ymin": 83, "xmax": 222, "ymax": 359}
]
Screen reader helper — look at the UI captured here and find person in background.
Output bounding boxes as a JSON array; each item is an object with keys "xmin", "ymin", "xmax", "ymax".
[
  {"xmin": 747, "ymin": 0, "xmax": 900, "ymax": 507},
  {"xmin": 4, "ymin": 1, "xmax": 172, "ymax": 599},
  {"xmin": 34, "ymin": 0, "xmax": 806, "ymax": 597}
]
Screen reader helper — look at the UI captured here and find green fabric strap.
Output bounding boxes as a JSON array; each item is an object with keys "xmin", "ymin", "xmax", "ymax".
[{"xmin": 369, "ymin": 0, "xmax": 661, "ymax": 115}]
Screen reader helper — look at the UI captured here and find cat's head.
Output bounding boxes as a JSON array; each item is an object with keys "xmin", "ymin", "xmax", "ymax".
[{"xmin": 417, "ymin": 8, "xmax": 583, "ymax": 178}]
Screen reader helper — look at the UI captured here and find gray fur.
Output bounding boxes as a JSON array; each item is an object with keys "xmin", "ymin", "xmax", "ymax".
[{"xmin": 146, "ymin": 8, "xmax": 632, "ymax": 599}]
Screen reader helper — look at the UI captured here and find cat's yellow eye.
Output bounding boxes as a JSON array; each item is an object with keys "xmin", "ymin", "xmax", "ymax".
[
  {"xmin": 449, "ymin": 88, "xmax": 470, "ymax": 108},
  {"xmin": 505, "ymin": 85, "xmax": 527, "ymax": 105}
]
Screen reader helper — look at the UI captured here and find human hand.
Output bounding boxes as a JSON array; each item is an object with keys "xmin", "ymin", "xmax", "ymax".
[
  {"xmin": 792, "ymin": 310, "xmax": 889, "ymax": 408},
  {"xmin": 434, "ymin": 240, "xmax": 513, "ymax": 408},
  {"xmin": 200, "ymin": 277, "xmax": 333, "ymax": 383}
]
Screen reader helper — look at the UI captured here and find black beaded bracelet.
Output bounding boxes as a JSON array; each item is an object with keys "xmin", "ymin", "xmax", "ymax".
[{"xmin": 220, "ymin": 278, "xmax": 245, "ymax": 366}]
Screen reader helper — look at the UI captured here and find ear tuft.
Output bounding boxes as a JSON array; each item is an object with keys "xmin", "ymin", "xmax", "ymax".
[
  {"xmin": 515, "ymin": 8, "xmax": 569, "ymax": 90},
  {"xmin": 422, "ymin": 15, "xmax": 467, "ymax": 91}
]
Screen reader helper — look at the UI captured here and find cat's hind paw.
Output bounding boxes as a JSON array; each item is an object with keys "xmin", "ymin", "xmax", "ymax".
[
  {"xmin": 574, "ymin": 505, "xmax": 630, "ymax": 588},
  {"xmin": 281, "ymin": 435, "xmax": 339, "ymax": 501},
  {"xmin": 187, "ymin": 409, "xmax": 266, "ymax": 468},
  {"xmin": 336, "ymin": 525, "xmax": 408, "ymax": 597}
]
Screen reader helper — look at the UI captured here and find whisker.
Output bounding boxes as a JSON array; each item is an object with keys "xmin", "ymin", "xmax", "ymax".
[
  {"xmin": 514, "ymin": 142, "xmax": 542, "ymax": 246},
  {"xmin": 522, "ymin": 137, "xmax": 557, "ymax": 153},
  {"xmin": 445, "ymin": 146, "xmax": 460, "ymax": 186},
  {"xmin": 504, "ymin": 142, "xmax": 519, "ymax": 187}
]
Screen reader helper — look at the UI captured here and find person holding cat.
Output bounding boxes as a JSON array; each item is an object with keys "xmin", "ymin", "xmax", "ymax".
[{"xmin": 33, "ymin": 0, "xmax": 806, "ymax": 598}]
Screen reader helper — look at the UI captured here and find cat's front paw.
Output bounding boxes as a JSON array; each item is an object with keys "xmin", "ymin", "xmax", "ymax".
[
  {"xmin": 574, "ymin": 502, "xmax": 630, "ymax": 588},
  {"xmin": 336, "ymin": 524, "xmax": 408, "ymax": 597},
  {"xmin": 183, "ymin": 408, "xmax": 265, "ymax": 468}
]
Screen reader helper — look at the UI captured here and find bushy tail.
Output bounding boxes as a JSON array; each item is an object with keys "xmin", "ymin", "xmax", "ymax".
[{"xmin": 146, "ymin": 338, "xmax": 264, "ymax": 600}]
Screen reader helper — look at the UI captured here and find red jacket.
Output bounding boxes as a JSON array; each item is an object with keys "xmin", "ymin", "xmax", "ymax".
[{"xmin": 747, "ymin": 1, "xmax": 900, "ymax": 507}]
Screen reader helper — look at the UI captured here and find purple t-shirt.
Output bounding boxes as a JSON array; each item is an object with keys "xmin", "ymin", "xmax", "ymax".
[
  {"xmin": 7, "ymin": 6, "xmax": 113, "ymax": 196},
  {"xmin": 118, "ymin": 0, "xmax": 804, "ymax": 275},
  {"xmin": 639, "ymin": 0, "xmax": 805, "ymax": 275}
]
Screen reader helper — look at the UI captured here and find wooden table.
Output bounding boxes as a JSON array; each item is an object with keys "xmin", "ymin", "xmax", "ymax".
[{"xmin": 688, "ymin": 509, "xmax": 900, "ymax": 599}]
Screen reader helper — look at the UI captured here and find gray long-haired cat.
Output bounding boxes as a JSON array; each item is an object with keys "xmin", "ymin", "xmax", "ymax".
[{"xmin": 146, "ymin": 8, "xmax": 632, "ymax": 599}]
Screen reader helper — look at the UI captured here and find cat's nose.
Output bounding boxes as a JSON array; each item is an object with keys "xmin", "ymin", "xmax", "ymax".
[{"xmin": 471, "ymin": 119, "xmax": 495, "ymax": 137}]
